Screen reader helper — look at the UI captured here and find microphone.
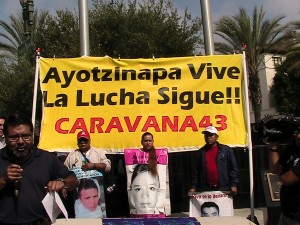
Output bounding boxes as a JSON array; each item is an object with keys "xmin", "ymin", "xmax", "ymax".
[
  {"xmin": 8, "ymin": 159, "xmax": 23, "ymax": 198},
  {"xmin": 14, "ymin": 180, "xmax": 21, "ymax": 197},
  {"xmin": 106, "ymin": 184, "xmax": 116, "ymax": 193}
]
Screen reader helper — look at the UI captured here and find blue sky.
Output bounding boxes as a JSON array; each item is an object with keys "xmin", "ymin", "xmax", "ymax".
[{"xmin": 1, "ymin": 0, "xmax": 299, "ymax": 24}]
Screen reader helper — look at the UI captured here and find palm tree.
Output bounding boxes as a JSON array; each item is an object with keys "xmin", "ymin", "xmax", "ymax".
[
  {"xmin": 283, "ymin": 20, "xmax": 300, "ymax": 72},
  {"xmin": 270, "ymin": 20, "xmax": 300, "ymax": 115},
  {"xmin": 0, "ymin": 11, "xmax": 49, "ymax": 62},
  {"xmin": 0, "ymin": 11, "xmax": 49, "ymax": 118},
  {"xmin": 214, "ymin": 6, "xmax": 295, "ymax": 123}
]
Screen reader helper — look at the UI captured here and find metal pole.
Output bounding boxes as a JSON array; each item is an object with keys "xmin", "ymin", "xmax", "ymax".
[
  {"xmin": 27, "ymin": 0, "xmax": 34, "ymax": 27},
  {"xmin": 200, "ymin": 0, "xmax": 215, "ymax": 55},
  {"xmin": 31, "ymin": 50, "xmax": 40, "ymax": 138},
  {"xmin": 79, "ymin": 0, "xmax": 90, "ymax": 56},
  {"xmin": 242, "ymin": 51, "xmax": 255, "ymax": 221},
  {"xmin": 20, "ymin": 0, "xmax": 29, "ymax": 36}
]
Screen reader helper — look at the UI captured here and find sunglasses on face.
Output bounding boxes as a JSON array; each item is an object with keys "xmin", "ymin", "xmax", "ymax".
[{"xmin": 78, "ymin": 138, "xmax": 89, "ymax": 143}]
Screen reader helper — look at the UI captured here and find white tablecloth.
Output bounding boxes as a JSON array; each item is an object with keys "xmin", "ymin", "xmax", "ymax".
[{"xmin": 53, "ymin": 216, "xmax": 255, "ymax": 225}]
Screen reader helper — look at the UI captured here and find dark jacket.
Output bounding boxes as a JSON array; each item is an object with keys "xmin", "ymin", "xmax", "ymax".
[
  {"xmin": 278, "ymin": 144, "xmax": 300, "ymax": 221},
  {"xmin": 190, "ymin": 142, "xmax": 239, "ymax": 191},
  {"xmin": 0, "ymin": 147, "xmax": 73, "ymax": 224}
]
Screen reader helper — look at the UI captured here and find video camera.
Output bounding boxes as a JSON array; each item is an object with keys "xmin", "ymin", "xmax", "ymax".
[{"xmin": 255, "ymin": 114, "xmax": 300, "ymax": 144}]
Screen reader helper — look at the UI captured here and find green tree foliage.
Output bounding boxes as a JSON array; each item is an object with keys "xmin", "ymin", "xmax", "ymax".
[
  {"xmin": 283, "ymin": 20, "xmax": 300, "ymax": 72},
  {"xmin": 35, "ymin": 10, "xmax": 80, "ymax": 58},
  {"xmin": 271, "ymin": 20, "xmax": 300, "ymax": 116},
  {"xmin": 271, "ymin": 62, "xmax": 300, "ymax": 115},
  {"xmin": 0, "ymin": 56, "xmax": 36, "ymax": 116},
  {"xmin": 0, "ymin": 11, "xmax": 49, "ymax": 62},
  {"xmin": 0, "ymin": 11, "xmax": 49, "ymax": 118},
  {"xmin": 89, "ymin": 0, "xmax": 202, "ymax": 58},
  {"xmin": 0, "ymin": 13, "xmax": 27, "ymax": 61},
  {"xmin": 214, "ymin": 6, "xmax": 294, "ymax": 123}
]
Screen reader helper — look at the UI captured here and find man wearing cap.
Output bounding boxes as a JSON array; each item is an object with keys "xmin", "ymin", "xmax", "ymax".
[
  {"xmin": 189, "ymin": 126, "xmax": 238, "ymax": 194},
  {"xmin": 64, "ymin": 130, "xmax": 111, "ymax": 173},
  {"xmin": 269, "ymin": 125, "xmax": 300, "ymax": 224}
]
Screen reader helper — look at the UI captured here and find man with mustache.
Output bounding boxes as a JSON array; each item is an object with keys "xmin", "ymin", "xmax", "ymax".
[
  {"xmin": 64, "ymin": 130, "xmax": 111, "ymax": 173},
  {"xmin": 0, "ymin": 114, "xmax": 78, "ymax": 224}
]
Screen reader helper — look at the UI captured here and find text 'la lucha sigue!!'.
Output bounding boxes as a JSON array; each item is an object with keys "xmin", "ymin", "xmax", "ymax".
[{"xmin": 43, "ymin": 86, "xmax": 241, "ymax": 110}]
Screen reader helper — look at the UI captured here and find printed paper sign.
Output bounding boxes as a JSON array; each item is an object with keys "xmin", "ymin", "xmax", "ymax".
[
  {"xmin": 72, "ymin": 168, "xmax": 106, "ymax": 218},
  {"xmin": 189, "ymin": 191, "xmax": 234, "ymax": 217},
  {"xmin": 124, "ymin": 148, "xmax": 170, "ymax": 218}
]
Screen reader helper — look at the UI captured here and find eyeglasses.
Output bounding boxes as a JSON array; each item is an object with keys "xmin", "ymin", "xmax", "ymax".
[
  {"xmin": 7, "ymin": 134, "xmax": 32, "ymax": 142},
  {"xmin": 78, "ymin": 138, "xmax": 89, "ymax": 143}
]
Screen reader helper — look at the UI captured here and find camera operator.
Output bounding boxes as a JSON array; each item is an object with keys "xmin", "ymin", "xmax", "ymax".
[{"xmin": 269, "ymin": 125, "xmax": 300, "ymax": 225}]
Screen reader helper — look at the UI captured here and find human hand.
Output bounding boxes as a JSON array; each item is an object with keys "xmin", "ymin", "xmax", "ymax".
[
  {"xmin": 61, "ymin": 188, "xmax": 68, "ymax": 198},
  {"xmin": 81, "ymin": 163, "xmax": 93, "ymax": 171},
  {"xmin": 46, "ymin": 180, "xmax": 65, "ymax": 192},
  {"xmin": 230, "ymin": 186, "xmax": 237, "ymax": 195},
  {"xmin": 188, "ymin": 188, "xmax": 196, "ymax": 196},
  {"xmin": 5, "ymin": 164, "xmax": 23, "ymax": 182}
]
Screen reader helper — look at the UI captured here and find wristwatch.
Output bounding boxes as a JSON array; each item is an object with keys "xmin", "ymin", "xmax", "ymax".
[{"xmin": 57, "ymin": 178, "xmax": 66, "ymax": 185}]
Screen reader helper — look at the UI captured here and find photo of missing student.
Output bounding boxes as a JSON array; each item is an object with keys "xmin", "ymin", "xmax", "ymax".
[
  {"xmin": 189, "ymin": 191, "xmax": 233, "ymax": 217},
  {"xmin": 200, "ymin": 201, "xmax": 220, "ymax": 217},
  {"xmin": 124, "ymin": 148, "xmax": 170, "ymax": 218},
  {"xmin": 72, "ymin": 168, "xmax": 106, "ymax": 218}
]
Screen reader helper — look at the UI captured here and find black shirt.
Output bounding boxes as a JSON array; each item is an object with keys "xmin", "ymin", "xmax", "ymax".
[
  {"xmin": 0, "ymin": 147, "xmax": 72, "ymax": 224},
  {"xmin": 279, "ymin": 145, "xmax": 300, "ymax": 221}
]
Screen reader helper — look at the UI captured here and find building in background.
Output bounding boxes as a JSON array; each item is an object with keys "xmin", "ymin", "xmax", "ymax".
[{"xmin": 249, "ymin": 53, "xmax": 285, "ymax": 122}]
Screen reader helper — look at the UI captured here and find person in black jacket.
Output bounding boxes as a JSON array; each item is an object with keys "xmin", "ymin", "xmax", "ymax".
[
  {"xmin": 269, "ymin": 125, "xmax": 300, "ymax": 225},
  {"xmin": 189, "ymin": 126, "xmax": 239, "ymax": 194},
  {"xmin": 0, "ymin": 114, "xmax": 78, "ymax": 224}
]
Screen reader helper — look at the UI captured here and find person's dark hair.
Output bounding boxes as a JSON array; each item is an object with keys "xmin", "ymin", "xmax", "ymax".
[
  {"xmin": 130, "ymin": 164, "xmax": 159, "ymax": 188},
  {"xmin": 141, "ymin": 132, "xmax": 157, "ymax": 175},
  {"xmin": 3, "ymin": 114, "xmax": 33, "ymax": 135},
  {"xmin": 78, "ymin": 178, "xmax": 98, "ymax": 198},
  {"xmin": 0, "ymin": 115, "xmax": 6, "ymax": 120},
  {"xmin": 200, "ymin": 201, "xmax": 220, "ymax": 214}
]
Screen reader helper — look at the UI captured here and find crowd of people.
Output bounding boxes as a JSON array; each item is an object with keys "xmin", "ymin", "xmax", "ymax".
[{"xmin": 0, "ymin": 113, "xmax": 299, "ymax": 225}]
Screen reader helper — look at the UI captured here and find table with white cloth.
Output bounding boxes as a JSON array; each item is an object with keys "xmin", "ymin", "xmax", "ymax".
[
  {"xmin": 53, "ymin": 216, "xmax": 255, "ymax": 225},
  {"xmin": 198, "ymin": 216, "xmax": 255, "ymax": 224}
]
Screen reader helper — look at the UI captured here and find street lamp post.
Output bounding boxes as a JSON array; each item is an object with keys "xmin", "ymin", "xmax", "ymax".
[
  {"xmin": 79, "ymin": 0, "xmax": 90, "ymax": 56},
  {"xmin": 19, "ymin": 0, "xmax": 34, "ymax": 36},
  {"xmin": 20, "ymin": 0, "xmax": 29, "ymax": 35},
  {"xmin": 27, "ymin": 0, "xmax": 34, "ymax": 26}
]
